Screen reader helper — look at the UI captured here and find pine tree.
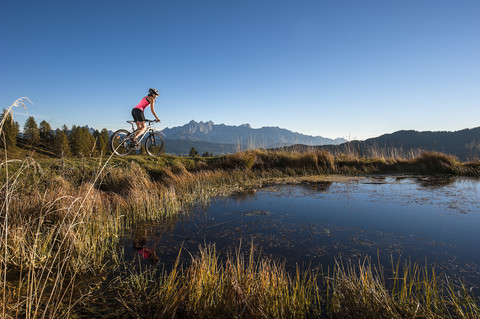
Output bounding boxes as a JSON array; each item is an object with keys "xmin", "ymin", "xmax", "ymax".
[
  {"xmin": 94, "ymin": 129, "xmax": 109, "ymax": 156},
  {"xmin": 39, "ymin": 120, "xmax": 53, "ymax": 147},
  {"xmin": 189, "ymin": 147, "xmax": 198, "ymax": 157},
  {"xmin": 0, "ymin": 109, "xmax": 19, "ymax": 149},
  {"xmin": 24, "ymin": 116, "xmax": 40, "ymax": 145},
  {"xmin": 70, "ymin": 126, "xmax": 96, "ymax": 157},
  {"xmin": 54, "ymin": 129, "xmax": 71, "ymax": 157},
  {"xmin": 83, "ymin": 127, "xmax": 96, "ymax": 156},
  {"xmin": 68, "ymin": 125, "xmax": 80, "ymax": 156}
]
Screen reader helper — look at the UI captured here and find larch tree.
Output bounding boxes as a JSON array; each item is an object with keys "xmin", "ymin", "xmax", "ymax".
[
  {"xmin": 23, "ymin": 116, "xmax": 40, "ymax": 146},
  {"xmin": 54, "ymin": 128, "xmax": 71, "ymax": 157},
  {"xmin": 39, "ymin": 120, "xmax": 53, "ymax": 147}
]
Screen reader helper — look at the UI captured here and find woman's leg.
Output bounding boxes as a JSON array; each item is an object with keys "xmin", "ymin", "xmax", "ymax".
[
  {"xmin": 134, "ymin": 121, "xmax": 146, "ymax": 139},
  {"xmin": 131, "ymin": 108, "xmax": 146, "ymax": 140}
]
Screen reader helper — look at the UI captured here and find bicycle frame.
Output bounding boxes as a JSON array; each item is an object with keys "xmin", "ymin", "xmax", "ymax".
[{"xmin": 127, "ymin": 120, "xmax": 164, "ymax": 141}]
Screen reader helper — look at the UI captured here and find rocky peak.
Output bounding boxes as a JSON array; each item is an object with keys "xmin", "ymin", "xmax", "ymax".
[{"xmin": 187, "ymin": 120, "xmax": 214, "ymax": 134}]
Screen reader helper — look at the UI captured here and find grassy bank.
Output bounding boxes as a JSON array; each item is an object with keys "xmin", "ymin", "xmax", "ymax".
[
  {"xmin": 84, "ymin": 244, "xmax": 478, "ymax": 319},
  {"xmin": 1, "ymin": 149, "xmax": 480, "ymax": 318},
  {"xmin": 214, "ymin": 149, "xmax": 480, "ymax": 176}
]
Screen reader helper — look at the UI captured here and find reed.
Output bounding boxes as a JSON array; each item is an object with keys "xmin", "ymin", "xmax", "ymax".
[
  {"xmin": 113, "ymin": 250, "xmax": 185, "ymax": 318},
  {"xmin": 325, "ymin": 257, "xmax": 480, "ymax": 318},
  {"xmin": 1, "ymin": 99, "xmax": 88, "ymax": 318},
  {"xmin": 0, "ymin": 158, "xmax": 125, "ymax": 317},
  {"xmin": 103, "ymin": 244, "xmax": 479, "ymax": 319},
  {"xmin": 112, "ymin": 243, "xmax": 320, "ymax": 318}
]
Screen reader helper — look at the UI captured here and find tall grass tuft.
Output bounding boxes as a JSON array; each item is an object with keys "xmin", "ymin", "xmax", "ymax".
[
  {"xmin": 1, "ymin": 98, "xmax": 86, "ymax": 318},
  {"xmin": 113, "ymin": 243, "xmax": 320, "ymax": 318},
  {"xmin": 104, "ymin": 245, "xmax": 479, "ymax": 318},
  {"xmin": 114, "ymin": 251, "xmax": 185, "ymax": 318},
  {"xmin": 185, "ymin": 244, "xmax": 228, "ymax": 316},
  {"xmin": 413, "ymin": 151, "xmax": 461, "ymax": 174},
  {"xmin": 325, "ymin": 257, "xmax": 480, "ymax": 318}
]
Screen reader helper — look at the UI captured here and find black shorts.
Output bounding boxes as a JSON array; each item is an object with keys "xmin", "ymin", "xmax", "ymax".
[{"xmin": 131, "ymin": 108, "xmax": 145, "ymax": 122}]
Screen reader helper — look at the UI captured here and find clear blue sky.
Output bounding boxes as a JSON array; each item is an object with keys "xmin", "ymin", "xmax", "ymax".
[{"xmin": 1, "ymin": 0, "xmax": 479, "ymax": 140}]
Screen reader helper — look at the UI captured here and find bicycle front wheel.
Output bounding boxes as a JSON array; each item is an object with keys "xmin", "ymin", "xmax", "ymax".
[
  {"xmin": 145, "ymin": 133, "xmax": 165, "ymax": 156},
  {"xmin": 111, "ymin": 129, "xmax": 134, "ymax": 156}
]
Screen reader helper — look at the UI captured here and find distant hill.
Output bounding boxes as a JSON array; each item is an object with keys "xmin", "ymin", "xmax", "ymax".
[
  {"xmin": 164, "ymin": 139, "xmax": 236, "ymax": 156},
  {"xmin": 280, "ymin": 127, "xmax": 480, "ymax": 161},
  {"xmin": 162, "ymin": 120, "xmax": 346, "ymax": 149}
]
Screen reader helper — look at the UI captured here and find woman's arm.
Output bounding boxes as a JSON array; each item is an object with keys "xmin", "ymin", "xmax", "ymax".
[{"xmin": 147, "ymin": 96, "xmax": 160, "ymax": 122}]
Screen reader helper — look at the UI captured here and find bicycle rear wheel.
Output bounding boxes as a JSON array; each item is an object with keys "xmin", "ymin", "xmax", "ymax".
[
  {"xmin": 145, "ymin": 133, "xmax": 165, "ymax": 156},
  {"xmin": 111, "ymin": 129, "xmax": 134, "ymax": 156}
]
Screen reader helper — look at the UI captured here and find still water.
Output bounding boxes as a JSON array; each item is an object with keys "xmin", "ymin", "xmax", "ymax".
[{"xmin": 124, "ymin": 175, "xmax": 480, "ymax": 287}]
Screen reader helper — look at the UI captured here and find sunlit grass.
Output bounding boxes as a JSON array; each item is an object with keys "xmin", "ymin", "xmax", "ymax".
[
  {"xmin": 325, "ymin": 257, "xmax": 480, "ymax": 318},
  {"xmin": 214, "ymin": 149, "xmax": 480, "ymax": 176},
  {"xmin": 2, "ymin": 117, "xmax": 480, "ymax": 318},
  {"xmin": 107, "ymin": 244, "xmax": 479, "ymax": 319},
  {"xmin": 113, "ymin": 243, "xmax": 320, "ymax": 318}
]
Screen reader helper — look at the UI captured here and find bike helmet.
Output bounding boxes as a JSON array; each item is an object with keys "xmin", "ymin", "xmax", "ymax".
[{"xmin": 149, "ymin": 88, "xmax": 159, "ymax": 96}]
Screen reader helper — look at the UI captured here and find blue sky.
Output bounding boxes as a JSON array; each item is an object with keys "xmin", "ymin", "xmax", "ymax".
[{"xmin": 1, "ymin": 0, "xmax": 479, "ymax": 140}]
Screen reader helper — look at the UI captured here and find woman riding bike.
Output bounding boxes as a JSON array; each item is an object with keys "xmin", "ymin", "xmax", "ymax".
[{"xmin": 131, "ymin": 88, "xmax": 161, "ymax": 145}]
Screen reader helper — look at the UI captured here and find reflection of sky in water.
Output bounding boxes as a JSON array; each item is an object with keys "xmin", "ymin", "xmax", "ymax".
[{"xmin": 123, "ymin": 176, "xmax": 480, "ymax": 287}]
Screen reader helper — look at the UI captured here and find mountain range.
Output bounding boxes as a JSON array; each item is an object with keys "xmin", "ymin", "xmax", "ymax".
[{"xmin": 162, "ymin": 120, "xmax": 346, "ymax": 149}]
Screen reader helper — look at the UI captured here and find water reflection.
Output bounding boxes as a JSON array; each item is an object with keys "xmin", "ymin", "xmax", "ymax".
[
  {"xmin": 124, "ymin": 175, "xmax": 480, "ymax": 288},
  {"xmin": 413, "ymin": 175, "xmax": 457, "ymax": 188},
  {"xmin": 132, "ymin": 229, "xmax": 159, "ymax": 264},
  {"xmin": 230, "ymin": 187, "xmax": 258, "ymax": 200},
  {"xmin": 300, "ymin": 180, "xmax": 333, "ymax": 192}
]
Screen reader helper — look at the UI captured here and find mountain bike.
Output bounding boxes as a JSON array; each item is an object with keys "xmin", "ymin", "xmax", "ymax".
[{"xmin": 110, "ymin": 120, "xmax": 165, "ymax": 156}]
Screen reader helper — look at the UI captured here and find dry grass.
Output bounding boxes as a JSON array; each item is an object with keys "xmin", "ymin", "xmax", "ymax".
[
  {"xmin": 2, "ymin": 108, "xmax": 480, "ymax": 318},
  {"xmin": 325, "ymin": 257, "xmax": 480, "ymax": 318},
  {"xmin": 2, "ymin": 151, "xmax": 480, "ymax": 317},
  {"xmin": 214, "ymin": 149, "xmax": 480, "ymax": 176},
  {"xmin": 0, "ymin": 155, "xmax": 273, "ymax": 317},
  {"xmin": 112, "ymin": 243, "xmax": 320, "ymax": 318},
  {"xmin": 108, "ymin": 245, "xmax": 479, "ymax": 319}
]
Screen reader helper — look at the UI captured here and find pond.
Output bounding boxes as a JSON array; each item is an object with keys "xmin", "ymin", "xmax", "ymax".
[{"xmin": 123, "ymin": 175, "xmax": 480, "ymax": 289}]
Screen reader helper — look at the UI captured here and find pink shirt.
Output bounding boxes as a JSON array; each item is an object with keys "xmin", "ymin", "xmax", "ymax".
[{"xmin": 134, "ymin": 97, "xmax": 150, "ymax": 111}]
